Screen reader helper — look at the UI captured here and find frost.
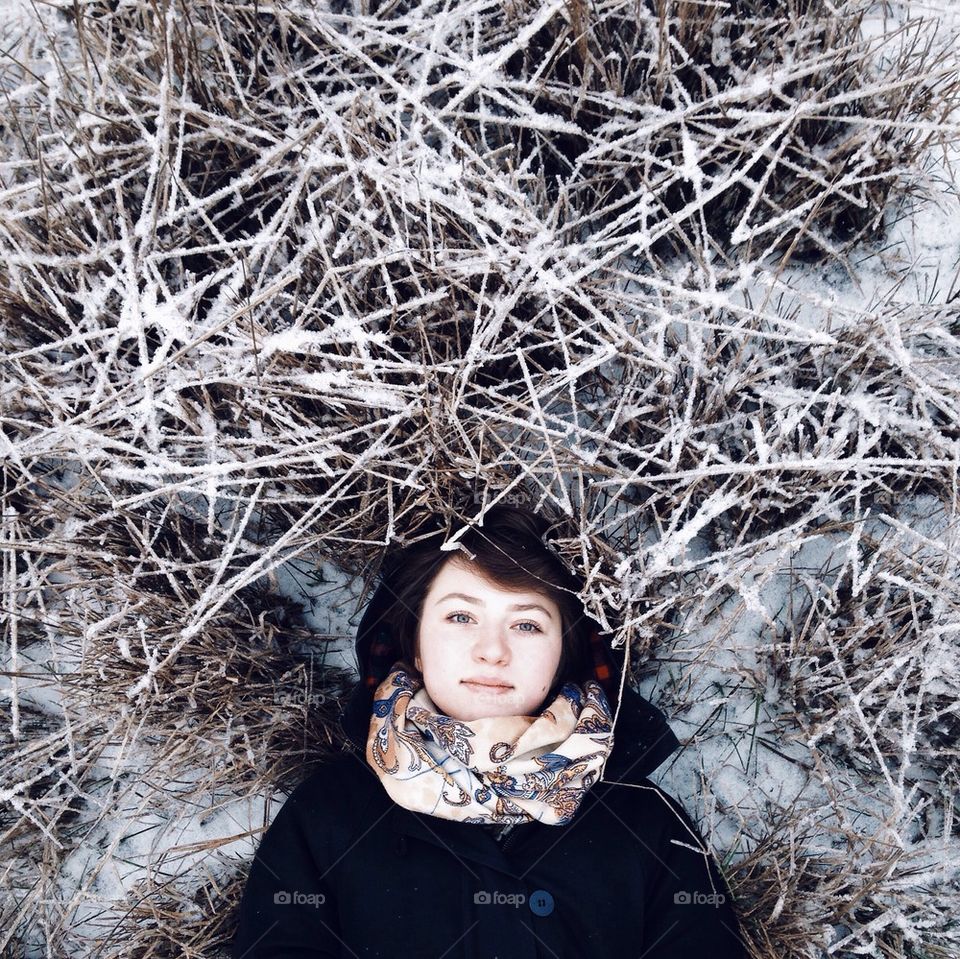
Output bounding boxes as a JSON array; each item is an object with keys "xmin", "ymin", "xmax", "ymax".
[{"xmin": 1, "ymin": 0, "xmax": 959, "ymax": 956}]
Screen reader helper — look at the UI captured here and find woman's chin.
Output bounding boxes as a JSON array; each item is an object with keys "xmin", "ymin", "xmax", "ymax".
[{"xmin": 442, "ymin": 693, "xmax": 537, "ymax": 721}]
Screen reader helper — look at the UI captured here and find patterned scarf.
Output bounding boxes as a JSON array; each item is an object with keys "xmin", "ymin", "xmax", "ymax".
[{"xmin": 365, "ymin": 662, "xmax": 615, "ymax": 826}]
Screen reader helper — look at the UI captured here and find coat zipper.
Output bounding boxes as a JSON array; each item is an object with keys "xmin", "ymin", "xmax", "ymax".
[{"xmin": 501, "ymin": 825, "xmax": 520, "ymax": 854}]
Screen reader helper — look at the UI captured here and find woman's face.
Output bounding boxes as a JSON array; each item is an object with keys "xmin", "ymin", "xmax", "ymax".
[{"xmin": 413, "ymin": 557, "xmax": 564, "ymax": 721}]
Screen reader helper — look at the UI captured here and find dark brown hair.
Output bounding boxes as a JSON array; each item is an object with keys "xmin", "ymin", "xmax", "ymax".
[{"xmin": 376, "ymin": 505, "xmax": 596, "ymax": 695}]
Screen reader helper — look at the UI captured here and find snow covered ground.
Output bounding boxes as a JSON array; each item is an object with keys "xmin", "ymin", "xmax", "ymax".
[{"xmin": 1, "ymin": 0, "xmax": 959, "ymax": 956}]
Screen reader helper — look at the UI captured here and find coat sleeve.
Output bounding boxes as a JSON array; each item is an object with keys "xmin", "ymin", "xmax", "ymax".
[
  {"xmin": 640, "ymin": 789, "xmax": 748, "ymax": 958},
  {"xmin": 232, "ymin": 778, "xmax": 343, "ymax": 959}
]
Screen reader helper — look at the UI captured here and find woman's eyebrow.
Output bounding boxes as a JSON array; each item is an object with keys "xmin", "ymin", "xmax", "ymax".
[{"xmin": 435, "ymin": 592, "xmax": 553, "ymax": 619}]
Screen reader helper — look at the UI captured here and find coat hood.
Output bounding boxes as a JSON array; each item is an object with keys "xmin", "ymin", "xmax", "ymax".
[{"xmin": 338, "ymin": 575, "xmax": 680, "ymax": 787}]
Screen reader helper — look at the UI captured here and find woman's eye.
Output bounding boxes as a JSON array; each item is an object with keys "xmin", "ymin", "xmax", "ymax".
[{"xmin": 445, "ymin": 613, "xmax": 542, "ymax": 633}]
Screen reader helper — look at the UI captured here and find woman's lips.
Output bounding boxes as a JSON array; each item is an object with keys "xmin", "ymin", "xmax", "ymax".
[{"xmin": 462, "ymin": 681, "xmax": 513, "ymax": 693}]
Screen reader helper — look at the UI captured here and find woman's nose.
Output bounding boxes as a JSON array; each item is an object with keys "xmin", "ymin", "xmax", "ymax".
[{"xmin": 473, "ymin": 625, "xmax": 509, "ymax": 663}]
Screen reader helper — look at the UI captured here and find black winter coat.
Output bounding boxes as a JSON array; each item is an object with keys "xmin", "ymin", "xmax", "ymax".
[{"xmin": 233, "ymin": 581, "xmax": 747, "ymax": 959}]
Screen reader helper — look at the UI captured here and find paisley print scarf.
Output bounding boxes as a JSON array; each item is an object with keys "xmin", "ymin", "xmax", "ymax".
[{"xmin": 365, "ymin": 662, "xmax": 615, "ymax": 826}]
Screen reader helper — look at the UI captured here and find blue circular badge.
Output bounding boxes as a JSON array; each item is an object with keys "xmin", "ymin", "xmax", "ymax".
[{"xmin": 529, "ymin": 889, "xmax": 554, "ymax": 917}]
